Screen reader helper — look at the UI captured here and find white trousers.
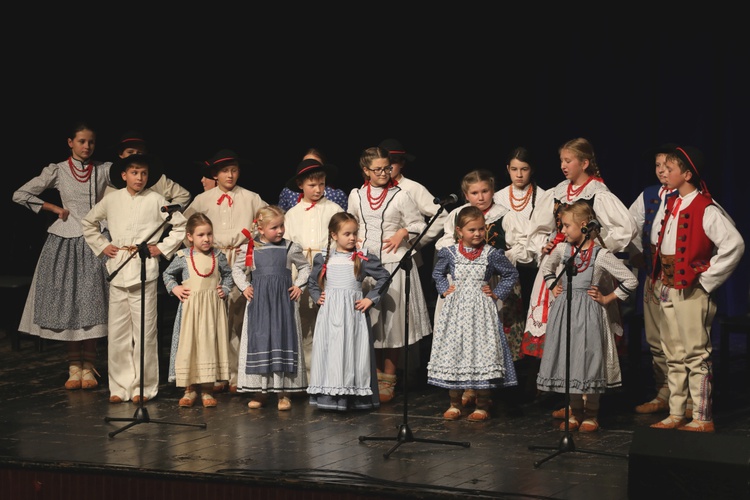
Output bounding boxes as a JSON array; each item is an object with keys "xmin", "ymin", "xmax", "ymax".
[{"xmin": 108, "ymin": 281, "xmax": 159, "ymax": 401}]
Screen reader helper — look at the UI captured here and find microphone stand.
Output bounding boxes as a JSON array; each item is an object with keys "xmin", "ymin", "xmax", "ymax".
[
  {"xmin": 359, "ymin": 204, "xmax": 470, "ymax": 458},
  {"xmin": 105, "ymin": 212, "xmax": 207, "ymax": 437},
  {"xmin": 528, "ymin": 230, "xmax": 626, "ymax": 467}
]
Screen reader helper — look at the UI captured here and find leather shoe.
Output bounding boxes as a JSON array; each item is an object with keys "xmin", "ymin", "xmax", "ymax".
[
  {"xmin": 552, "ymin": 406, "xmax": 570, "ymax": 419},
  {"xmin": 678, "ymin": 419, "xmax": 715, "ymax": 433},
  {"xmin": 650, "ymin": 415, "xmax": 687, "ymax": 429},
  {"xmin": 635, "ymin": 397, "xmax": 668, "ymax": 414},
  {"xmin": 579, "ymin": 418, "xmax": 599, "ymax": 432}
]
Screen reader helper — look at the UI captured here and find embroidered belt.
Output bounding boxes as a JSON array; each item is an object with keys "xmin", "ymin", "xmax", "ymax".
[{"xmin": 660, "ymin": 254, "xmax": 675, "ymax": 287}]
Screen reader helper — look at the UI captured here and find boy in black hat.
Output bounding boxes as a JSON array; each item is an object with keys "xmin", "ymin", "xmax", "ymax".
[
  {"xmin": 278, "ymin": 148, "xmax": 348, "ymax": 212},
  {"xmin": 181, "ymin": 149, "xmax": 268, "ymax": 393},
  {"xmin": 284, "ymin": 158, "xmax": 344, "ymax": 380},
  {"xmin": 82, "ymin": 154, "xmax": 187, "ymax": 404},
  {"xmin": 649, "ymin": 146, "xmax": 744, "ymax": 432},
  {"xmin": 105, "ymin": 131, "xmax": 192, "ymax": 210},
  {"xmin": 627, "ymin": 143, "xmax": 679, "ymax": 416}
]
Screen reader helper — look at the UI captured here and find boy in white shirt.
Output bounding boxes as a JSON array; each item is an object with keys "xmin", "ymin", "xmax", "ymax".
[
  {"xmin": 284, "ymin": 158, "xmax": 344, "ymax": 379},
  {"xmin": 83, "ymin": 154, "xmax": 187, "ymax": 404}
]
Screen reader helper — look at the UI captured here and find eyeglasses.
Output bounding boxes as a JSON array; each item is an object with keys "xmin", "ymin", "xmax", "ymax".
[{"xmin": 365, "ymin": 166, "xmax": 393, "ymax": 175}]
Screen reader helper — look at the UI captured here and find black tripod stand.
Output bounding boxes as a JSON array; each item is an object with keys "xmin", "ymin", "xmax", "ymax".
[
  {"xmin": 529, "ymin": 229, "xmax": 627, "ymax": 467},
  {"xmin": 105, "ymin": 213, "xmax": 207, "ymax": 438},
  {"xmin": 359, "ymin": 204, "xmax": 470, "ymax": 458}
]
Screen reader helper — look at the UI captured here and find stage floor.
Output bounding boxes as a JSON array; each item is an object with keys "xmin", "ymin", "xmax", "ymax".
[{"xmin": 1, "ymin": 320, "xmax": 748, "ymax": 500}]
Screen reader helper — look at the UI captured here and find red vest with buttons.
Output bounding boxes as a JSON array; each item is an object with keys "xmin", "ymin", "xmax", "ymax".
[{"xmin": 651, "ymin": 192, "xmax": 714, "ymax": 289}]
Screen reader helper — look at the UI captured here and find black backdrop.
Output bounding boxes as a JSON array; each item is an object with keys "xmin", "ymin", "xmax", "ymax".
[{"xmin": 5, "ymin": 11, "xmax": 748, "ymax": 316}]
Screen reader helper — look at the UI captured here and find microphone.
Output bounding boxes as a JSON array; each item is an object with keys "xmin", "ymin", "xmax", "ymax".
[
  {"xmin": 581, "ymin": 219, "xmax": 601, "ymax": 234},
  {"xmin": 161, "ymin": 204, "xmax": 182, "ymax": 214},
  {"xmin": 434, "ymin": 194, "xmax": 459, "ymax": 207}
]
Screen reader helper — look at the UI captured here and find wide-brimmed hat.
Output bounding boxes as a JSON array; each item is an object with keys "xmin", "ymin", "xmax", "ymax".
[
  {"xmin": 643, "ymin": 142, "xmax": 678, "ymax": 161},
  {"xmin": 201, "ymin": 149, "xmax": 243, "ymax": 178},
  {"xmin": 285, "ymin": 158, "xmax": 338, "ymax": 192},
  {"xmin": 118, "ymin": 131, "xmax": 146, "ymax": 154},
  {"xmin": 109, "ymin": 153, "xmax": 164, "ymax": 189},
  {"xmin": 378, "ymin": 138, "xmax": 416, "ymax": 163}
]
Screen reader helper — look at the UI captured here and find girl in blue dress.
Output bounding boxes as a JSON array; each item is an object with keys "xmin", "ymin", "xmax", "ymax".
[
  {"xmin": 430, "ymin": 206, "xmax": 519, "ymax": 421},
  {"xmin": 307, "ymin": 212, "xmax": 390, "ymax": 411},
  {"xmin": 232, "ymin": 205, "xmax": 311, "ymax": 411}
]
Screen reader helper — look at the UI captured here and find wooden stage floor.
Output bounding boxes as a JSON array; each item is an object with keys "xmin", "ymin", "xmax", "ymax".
[{"xmin": 1, "ymin": 318, "xmax": 748, "ymax": 500}]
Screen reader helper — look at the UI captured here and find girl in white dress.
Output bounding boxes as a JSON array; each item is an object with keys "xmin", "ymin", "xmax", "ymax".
[{"xmin": 347, "ymin": 146, "xmax": 432, "ymax": 403}]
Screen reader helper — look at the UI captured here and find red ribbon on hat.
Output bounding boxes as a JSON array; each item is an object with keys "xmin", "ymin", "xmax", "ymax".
[
  {"xmin": 217, "ymin": 193, "xmax": 233, "ymax": 207},
  {"xmin": 241, "ymin": 228, "xmax": 254, "ymax": 267}
]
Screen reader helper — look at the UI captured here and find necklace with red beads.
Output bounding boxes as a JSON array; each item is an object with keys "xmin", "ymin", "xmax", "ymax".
[
  {"xmin": 458, "ymin": 241, "xmax": 483, "ymax": 261},
  {"xmin": 366, "ymin": 181, "xmax": 392, "ymax": 210},
  {"xmin": 570, "ymin": 241, "xmax": 593, "ymax": 272},
  {"xmin": 510, "ymin": 185, "xmax": 533, "ymax": 211},
  {"xmin": 68, "ymin": 157, "xmax": 93, "ymax": 183},
  {"xmin": 566, "ymin": 176, "xmax": 594, "ymax": 201},
  {"xmin": 190, "ymin": 247, "xmax": 216, "ymax": 278}
]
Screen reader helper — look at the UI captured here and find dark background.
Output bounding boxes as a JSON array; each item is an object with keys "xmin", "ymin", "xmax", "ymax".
[{"xmin": 5, "ymin": 11, "xmax": 748, "ymax": 316}]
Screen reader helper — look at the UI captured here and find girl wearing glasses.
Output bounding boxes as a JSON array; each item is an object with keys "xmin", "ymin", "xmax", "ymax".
[{"xmin": 347, "ymin": 146, "xmax": 433, "ymax": 403}]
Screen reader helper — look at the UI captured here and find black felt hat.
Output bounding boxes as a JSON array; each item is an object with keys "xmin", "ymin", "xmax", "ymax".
[
  {"xmin": 672, "ymin": 146, "xmax": 704, "ymax": 179},
  {"xmin": 643, "ymin": 142, "xmax": 678, "ymax": 161},
  {"xmin": 201, "ymin": 149, "xmax": 243, "ymax": 178},
  {"xmin": 378, "ymin": 138, "xmax": 416, "ymax": 162},
  {"xmin": 285, "ymin": 159, "xmax": 338, "ymax": 192},
  {"xmin": 109, "ymin": 154, "xmax": 164, "ymax": 189},
  {"xmin": 118, "ymin": 131, "xmax": 147, "ymax": 154}
]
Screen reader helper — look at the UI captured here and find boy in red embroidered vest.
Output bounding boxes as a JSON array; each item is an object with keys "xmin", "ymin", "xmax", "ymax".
[{"xmin": 649, "ymin": 146, "xmax": 744, "ymax": 432}]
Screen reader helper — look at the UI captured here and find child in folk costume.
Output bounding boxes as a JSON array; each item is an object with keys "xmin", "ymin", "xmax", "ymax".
[
  {"xmin": 435, "ymin": 169, "xmax": 526, "ymax": 410},
  {"xmin": 347, "ymin": 146, "xmax": 432, "ymax": 403},
  {"xmin": 163, "ymin": 213, "xmax": 233, "ymax": 408},
  {"xmin": 520, "ymin": 138, "xmax": 636, "ymax": 420},
  {"xmin": 82, "ymin": 154, "xmax": 187, "ymax": 404},
  {"xmin": 105, "ymin": 130, "xmax": 192, "ymax": 209},
  {"xmin": 232, "ymin": 205, "xmax": 310, "ymax": 411},
  {"xmin": 284, "ymin": 158, "xmax": 344, "ymax": 381},
  {"xmin": 183, "ymin": 149, "xmax": 268, "ymax": 393},
  {"xmin": 627, "ymin": 143, "xmax": 680, "ymax": 416},
  {"xmin": 536, "ymin": 201, "xmax": 638, "ymax": 432},
  {"xmin": 278, "ymin": 147, "xmax": 348, "ymax": 211},
  {"xmin": 307, "ymin": 212, "xmax": 390, "ymax": 411},
  {"xmin": 13, "ymin": 121, "xmax": 111, "ymax": 391},
  {"xmin": 649, "ymin": 147, "xmax": 744, "ymax": 433},
  {"xmin": 521, "ymin": 138, "xmax": 637, "ymax": 360},
  {"xmin": 430, "ymin": 205, "xmax": 519, "ymax": 421},
  {"xmin": 493, "ymin": 146, "xmax": 548, "ymax": 403}
]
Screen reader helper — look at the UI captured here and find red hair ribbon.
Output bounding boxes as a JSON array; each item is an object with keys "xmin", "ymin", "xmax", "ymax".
[
  {"xmin": 241, "ymin": 228, "xmax": 254, "ymax": 267},
  {"xmin": 217, "ymin": 193, "xmax": 233, "ymax": 207},
  {"xmin": 320, "ymin": 264, "xmax": 327, "ymax": 279},
  {"xmin": 351, "ymin": 251, "xmax": 369, "ymax": 261}
]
